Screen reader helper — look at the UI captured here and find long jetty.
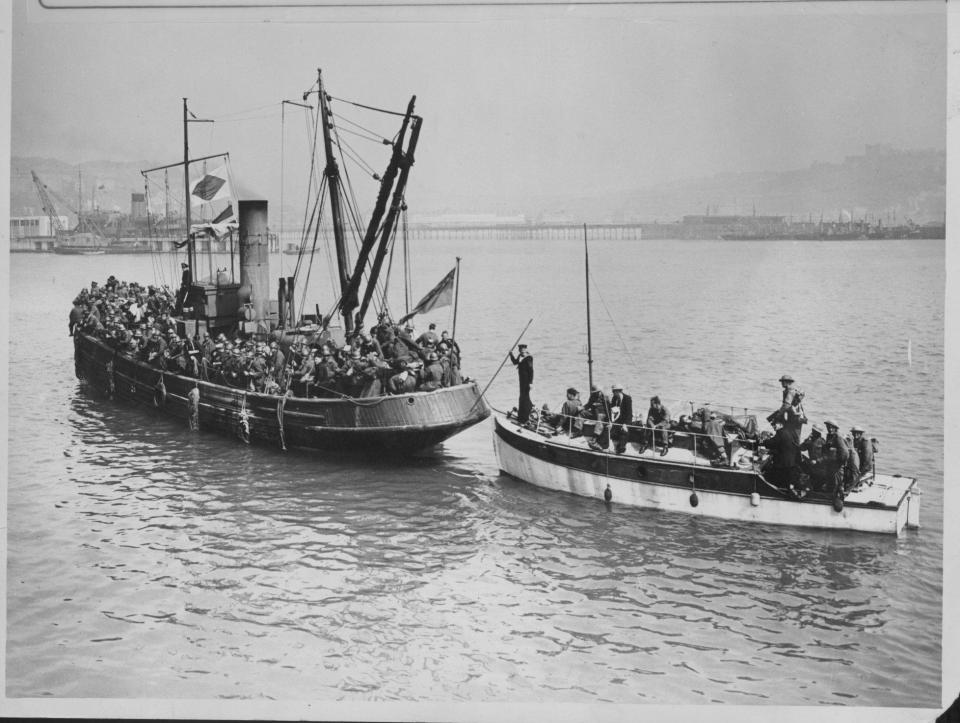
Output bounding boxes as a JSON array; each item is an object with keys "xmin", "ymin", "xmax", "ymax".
[{"xmin": 405, "ymin": 222, "xmax": 643, "ymax": 241}]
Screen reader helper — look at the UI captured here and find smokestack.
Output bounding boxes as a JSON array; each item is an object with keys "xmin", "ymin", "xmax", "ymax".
[{"xmin": 237, "ymin": 199, "xmax": 270, "ymax": 326}]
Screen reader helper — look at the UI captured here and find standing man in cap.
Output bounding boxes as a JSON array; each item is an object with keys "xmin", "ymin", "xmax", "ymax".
[
  {"xmin": 175, "ymin": 261, "xmax": 192, "ymax": 315},
  {"xmin": 851, "ymin": 426, "xmax": 874, "ymax": 479},
  {"xmin": 509, "ymin": 343, "xmax": 534, "ymax": 423},
  {"xmin": 609, "ymin": 384, "xmax": 634, "ymax": 454},
  {"xmin": 767, "ymin": 373, "xmax": 805, "ymax": 461}
]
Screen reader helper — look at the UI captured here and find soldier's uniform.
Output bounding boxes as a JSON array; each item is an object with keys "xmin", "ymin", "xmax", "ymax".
[
  {"xmin": 421, "ymin": 352, "xmax": 444, "ymax": 392},
  {"xmin": 822, "ymin": 421, "xmax": 856, "ymax": 498},
  {"xmin": 851, "ymin": 427, "xmax": 874, "ymax": 478}
]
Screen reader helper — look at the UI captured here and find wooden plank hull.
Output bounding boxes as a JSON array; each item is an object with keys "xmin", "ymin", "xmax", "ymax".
[
  {"xmin": 493, "ymin": 415, "xmax": 919, "ymax": 535},
  {"xmin": 73, "ymin": 332, "xmax": 490, "ymax": 453}
]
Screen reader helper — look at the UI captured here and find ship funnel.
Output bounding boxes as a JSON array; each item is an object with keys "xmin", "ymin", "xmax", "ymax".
[{"xmin": 237, "ymin": 199, "xmax": 271, "ymax": 331}]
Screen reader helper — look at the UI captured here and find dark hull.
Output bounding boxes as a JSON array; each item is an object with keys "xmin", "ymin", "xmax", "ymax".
[{"xmin": 74, "ymin": 332, "xmax": 490, "ymax": 454}]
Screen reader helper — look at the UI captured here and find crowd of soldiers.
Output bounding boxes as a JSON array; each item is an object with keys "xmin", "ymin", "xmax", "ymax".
[
  {"xmin": 70, "ymin": 276, "xmax": 466, "ymax": 398},
  {"xmin": 762, "ymin": 374, "xmax": 876, "ymax": 502}
]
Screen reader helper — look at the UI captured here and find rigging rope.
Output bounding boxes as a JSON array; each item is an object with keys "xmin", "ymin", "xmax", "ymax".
[
  {"xmin": 588, "ymin": 268, "xmax": 643, "ymax": 373},
  {"xmin": 327, "ymin": 94, "xmax": 409, "ymax": 118}
]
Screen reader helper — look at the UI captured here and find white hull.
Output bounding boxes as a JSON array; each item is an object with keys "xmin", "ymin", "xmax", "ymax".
[{"xmin": 493, "ymin": 416, "xmax": 919, "ymax": 536}]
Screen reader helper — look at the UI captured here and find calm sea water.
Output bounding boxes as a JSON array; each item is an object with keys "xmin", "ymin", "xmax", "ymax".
[{"xmin": 6, "ymin": 238, "xmax": 944, "ymax": 709}]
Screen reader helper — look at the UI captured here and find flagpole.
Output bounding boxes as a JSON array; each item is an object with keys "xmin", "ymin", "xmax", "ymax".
[{"xmin": 452, "ymin": 256, "xmax": 461, "ymax": 340}]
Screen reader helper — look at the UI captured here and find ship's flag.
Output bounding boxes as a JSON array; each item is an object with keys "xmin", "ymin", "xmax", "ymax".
[
  {"xmin": 399, "ymin": 267, "xmax": 456, "ymax": 324},
  {"xmin": 190, "ymin": 165, "xmax": 232, "ymax": 206},
  {"xmin": 190, "ymin": 203, "xmax": 238, "ymax": 239}
]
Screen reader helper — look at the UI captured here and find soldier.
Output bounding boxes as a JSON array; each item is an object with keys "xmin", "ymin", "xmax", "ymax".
[
  {"xmin": 175, "ymin": 261, "xmax": 191, "ymax": 314},
  {"xmin": 420, "ymin": 350, "xmax": 444, "ymax": 392},
  {"xmin": 294, "ymin": 348, "xmax": 317, "ymax": 397},
  {"xmin": 340, "ymin": 348, "xmax": 369, "ymax": 396},
  {"xmin": 766, "ymin": 374, "xmax": 806, "ymax": 447},
  {"xmin": 267, "ymin": 341, "xmax": 286, "ymax": 381},
  {"xmin": 761, "ymin": 419, "xmax": 803, "ymax": 493},
  {"xmin": 851, "ymin": 426, "xmax": 875, "ymax": 478},
  {"xmin": 247, "ymin": 350, "xmax": 269, "ymax": 392},
  {"xmin": 609, "ymin": 384, "xmax": 634, "ymax": 454},
  {"xmin": 822, "ymin": 420, "xmax": 856, "ymax": 500},
  {"xmin": 388, "ymin": 362, "xmax": 418, "ymax": 394},
  {"xmin": 440, "ymin": 330, "xmax": 461, "ymax": 362},
  {"xmin": 144, "ymin": 329, "xmax": 167, "ymax": 368},
  {"xmin": 800, "ymin": 423, "xmax": 826, "ymax": 461},
  {"xmin": 508, "ymin": 343, "xmax": 534, "ymax": 423},
  {"xmin": 69, "ymin": 301, "xmax": 84, "ymax": 336},
  {"xmin": 416, "ymin": 322, "xmax": 440, "ymax": 348}
]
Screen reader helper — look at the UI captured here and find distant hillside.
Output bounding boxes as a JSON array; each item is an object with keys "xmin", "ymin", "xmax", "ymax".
[
  {"xmin": 11, "ymin": 144, "xmax": 945, "ymax": 225},
  {"xmin": 521, "ymin": 145, "xmax": 946, "ymax": 225}
]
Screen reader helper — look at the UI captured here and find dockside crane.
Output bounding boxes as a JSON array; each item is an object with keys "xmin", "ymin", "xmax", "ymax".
[{"xmin": 30, "ymin": 170, "xmax": 66, "ymax": 237}]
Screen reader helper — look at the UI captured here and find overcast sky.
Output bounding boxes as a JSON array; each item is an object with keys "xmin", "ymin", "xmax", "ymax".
[{"xmin": 9, "ymin": 1, "xmax": 946, "ymax": 214}]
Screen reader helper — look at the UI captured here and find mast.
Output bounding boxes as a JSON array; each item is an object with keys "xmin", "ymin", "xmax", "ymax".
[
  {"xmin": 341, "ymin": 95, "xmax": 416, "ymax": 326},
  {"xmin": 316, "ymin": 68, "xmax": 354, "ymax": 334},
  {"xmin": 584, "ymin": 223, "xmax": 594, "ymax": 392},
  {"xmin": 452, "ymin": 256, "xmax": 461, "ymax": 340},
  {"xmin": 356, "ymin": 115, "xmax": 422, "ymax": 326},
  {"xmin": 183, "ymin": 98, "xmax": 193, "ymax": 274},
  {"xmin": 182, "ymin": 99, "xmax": 214, "ymax": 282}
]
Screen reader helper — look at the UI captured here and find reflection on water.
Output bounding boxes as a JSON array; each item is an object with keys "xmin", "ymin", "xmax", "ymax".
[{"xmin": 7, "ymin": 242, "xmax": 942, "ymax": 705}]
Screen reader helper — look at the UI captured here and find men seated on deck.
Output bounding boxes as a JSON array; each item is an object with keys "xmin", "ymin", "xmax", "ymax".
[{"xmin": 555, "ymin": 387, "xmax": 584, "ymax": 437}]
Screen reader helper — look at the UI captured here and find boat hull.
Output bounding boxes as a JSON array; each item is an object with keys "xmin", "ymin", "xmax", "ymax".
[
  {"xmin": 493, "ymin": 415, "xmax": 918, "ymax": 535},
  {"xmin": 74, "ymin": 332, "xmax": 490, "ymax": 453}
]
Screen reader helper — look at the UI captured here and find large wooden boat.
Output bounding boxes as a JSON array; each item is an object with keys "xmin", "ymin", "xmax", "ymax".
[
  {"xmin": 74, "ymin": 333, "xmax": 488, "ymax": 452},
  {"xmin": 492, "ymin": 227, "xmax": 919, "ymax": 535},
  {"xmin": 72, "ymin": 69, "xmax": 490, "ymax": 454}
]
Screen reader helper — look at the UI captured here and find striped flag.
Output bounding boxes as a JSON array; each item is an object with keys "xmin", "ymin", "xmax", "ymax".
[{"xmin": 399, "ymin": 267, "xmax": 456, "ymax": 324}]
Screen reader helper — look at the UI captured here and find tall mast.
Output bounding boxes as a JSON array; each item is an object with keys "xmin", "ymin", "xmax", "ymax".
[
  {"xmin": 182, "ymin": 99, "xmax": 214, "ymax": 279},
  {"xmin": 357, "ymin": 115, "xmax": 422, "ymax": 326},
  {"xmin": 341, "ymin": 95, "xmax": 416, "ymax": 327},
  {"xmin": 317, "ymin": 68, "xmax": 354, "ymax": 334},
  {"xmin": 584, "ymin": 223, "xmax": 594, "ymax": 392},
  {"xmin": 183, "ymin": 98, "xmax": 193, "ymax": 273},
  {"xmin": 452, "ymin": 256, "xmax": 461, "ymax": 340}
]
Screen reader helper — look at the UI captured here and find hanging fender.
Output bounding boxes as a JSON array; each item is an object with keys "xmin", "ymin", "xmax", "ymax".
[
  {"xmin": 187, "ymin": 386, "xmax": 200, "ymax": 430},
  {"xmin": 153, "ymin": 374, "xmax": 167, "ymax": 407},
  {"xmin": 277, "ymin": 394, "xmax": 288, "ymax": 451}
]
